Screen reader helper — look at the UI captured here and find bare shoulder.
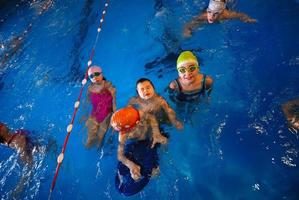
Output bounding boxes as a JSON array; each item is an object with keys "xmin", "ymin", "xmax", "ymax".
[
  {"xmin": 224, "ymin": 9, "xmax": 238, "ymax": 17},
  {"xmin": 157, "ymin": 95, "xmax": 168, "ymax": 105},
  {"xmin": 156, "ymin": 94, "xmax": 166, "ymax": 101},
  {"xmin": 87, "ymin": 84, "xmax": 93, "ymax": 92},
  {"xmin": 106, "ymin": 81, "xmax": 116, "ymax": 94},
  {"xmin": 129, "ymin": 96, "xmax": 137, "ymax": 101},
  {"xmin": 205, "ymin": 75, "xmax": 213, "ymax": 89},
  {"xmin": 206, "ymin": 75, "xmax": 213, "ymax": 84},
  {"xmin": 197, "ymin": 12, "xmax": 207, "ymax": 21},
  {"xmin": 105, "ymin": 81, "xmax": 113, "ymax": 88},
  {"xmin": 128, "ymin": 96, "xmax": 138, "ymax": 104},
  {"xmin": 225, "ymin": 10, "xmax": 256, "ymax": 22}
]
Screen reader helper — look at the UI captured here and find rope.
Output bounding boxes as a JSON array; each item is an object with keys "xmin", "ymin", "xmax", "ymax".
[{"xmin": 48, "ymin": 1, "xmax": 110, "ymax": 199}]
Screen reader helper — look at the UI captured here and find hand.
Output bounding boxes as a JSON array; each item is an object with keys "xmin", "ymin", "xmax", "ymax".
[
  {"xmin": 183, "ymin": 27, "xmax": 192, "ymax": 38},
  {"xmin": 129, "ymin": 163, "xmax": 141, "ymax": 181},
  {"xmin": 175, "ymin": 121, "xmax": 183, "ymax": 130},
  {"xmin": 244, "ymin": 17, "xmax": 257, "ymax": 23},
  {"xmin": 151, "ymin": 134, "xmax": 167, "ymax": 148}
]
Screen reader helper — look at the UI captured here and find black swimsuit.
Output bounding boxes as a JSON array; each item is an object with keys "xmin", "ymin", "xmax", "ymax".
[{"xmin": 170, "ymin": 74, "xmax": 207, "ymax": 102}]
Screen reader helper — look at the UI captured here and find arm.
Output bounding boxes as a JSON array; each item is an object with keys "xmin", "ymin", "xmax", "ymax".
[
  {"xmin": 127, "ymin": 97, "xmax": 138, "ymax": 107},
  {"xmin": 226, "ymin": 10, "xmax": 257, "ymax": 23},
  {"xmin": 106, "ymin": 82, "xmax": 117, "ymax": 112},
  {"xmin": 160, "ymin": 98, "xmax": 183, "ymax": 129},
  {"xmin": 147, "ymin": 113, "xmax": 167, "ymax": 148},
  {"xmin": 183, "ymin": 12, "xmax": 207, "ymax": 38},
  {"xmin": 117, "ymin": 134, "xmax": 141, "ymax": 180},
  {"xmin": 205, "ymin": 76, "xmax": 213, "ymax": 97}
]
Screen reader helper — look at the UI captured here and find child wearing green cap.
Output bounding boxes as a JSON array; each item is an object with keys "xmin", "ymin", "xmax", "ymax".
[{"xmin": 168, "ymin": 51, "xmax": 213, "ymax": 102}]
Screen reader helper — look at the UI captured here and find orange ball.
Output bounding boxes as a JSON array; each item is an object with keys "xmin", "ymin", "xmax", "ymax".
[{"xmin": 111, "ymin": 107, "xmax": 140, "ymax": 134}]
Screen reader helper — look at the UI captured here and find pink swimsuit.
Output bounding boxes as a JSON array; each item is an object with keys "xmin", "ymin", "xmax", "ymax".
[{"xmin": 90, "ymin": 88, "xmax": 113, "ymax": 123}]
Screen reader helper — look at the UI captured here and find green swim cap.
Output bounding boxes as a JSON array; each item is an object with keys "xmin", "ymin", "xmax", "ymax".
[{"xmin": 177, "ymin": 51, "xmax": 199, "ymax": 68}]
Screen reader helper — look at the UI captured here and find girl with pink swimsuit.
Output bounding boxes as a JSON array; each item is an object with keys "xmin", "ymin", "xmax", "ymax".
[{"xmin": 85, "ymin": 66, "xmax": 116, "ymax": 148}]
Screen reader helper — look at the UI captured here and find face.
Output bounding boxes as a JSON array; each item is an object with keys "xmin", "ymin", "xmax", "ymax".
[
  {"xmin": 177, "ymin": 62, "xmax": 199, "ymax": 84},
  {"xmin": 89, "ymin": 71, "xmax": 103, "ymax": 83},
  {"xmin": 207, "ymin": 9, "xmax": 221, "ymax": 23},
  {"xmin": 137, "ymin": 81, "xmax": 155, "ymax": 100}
]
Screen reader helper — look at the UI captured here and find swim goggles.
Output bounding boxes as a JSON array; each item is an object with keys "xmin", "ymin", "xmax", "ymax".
[
  {"xmin": 89, "ymin": 72, "xmax": 102, "ymax": 79},
  {"xmin": 177, "ymin": 65, "xmax": 198, "ymax": 74}
]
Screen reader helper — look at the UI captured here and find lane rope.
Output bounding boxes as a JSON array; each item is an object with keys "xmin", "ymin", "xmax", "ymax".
[{"xmin": 48, "ymin": 1, "xmax": 110, "ymax": 199}]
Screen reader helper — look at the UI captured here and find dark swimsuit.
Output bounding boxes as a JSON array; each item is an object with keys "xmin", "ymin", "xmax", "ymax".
[
  {"xmin": 169, "ymin": 74, "xmax": 208, "ymax": 102},
  {"xmin": 6, "ymin": 130, "xmax": 33, "ymax": 155},
  {"xmin": 7, "ymin": 130, "xmax": 30, "ymax": 146},
  {"xmin": 115, "ymin": 139, "xmax": 158, "ymax": 196}
]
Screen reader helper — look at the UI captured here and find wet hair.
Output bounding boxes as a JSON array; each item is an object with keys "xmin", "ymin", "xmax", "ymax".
[{"xmin": 135, "ymin": 78, "xmax": 155, "ymax": 94}]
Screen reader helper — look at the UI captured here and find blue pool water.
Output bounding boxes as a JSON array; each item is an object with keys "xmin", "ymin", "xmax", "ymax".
[{"xmin": 1, "ymin": 0, "xmax": 299, "ymax": 199}]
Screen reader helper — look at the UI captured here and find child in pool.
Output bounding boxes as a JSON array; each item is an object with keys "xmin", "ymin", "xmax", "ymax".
[
  {"xmin": 282, "ymin": 99, "xmax": 299, "ymax": 131},
  {"xmin": 111, "ymin": 106, "xmax": 167, "ymax": 181},
  {"xmin": 168, "ymin": 51, "xmax": 213, "ymax": 102},
  {"xmin": 0, "ymin": 122, "xmax": 33, "ymax": 165},
  {"xmin": 183, "ymin": 0, "xmax": 256, "ymax": 38},
  {"xmin": 85, "ymin": 66, "xmax": 116, "ymax": 148},
  {"xmin": 128, "ymin": 78, "xmax": 183, "ymax": 129}
]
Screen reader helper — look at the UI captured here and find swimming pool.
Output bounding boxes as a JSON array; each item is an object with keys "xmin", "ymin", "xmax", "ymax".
[{"xmin": 1, "ymin": 0, "xmax": 299, "ymax": 199}]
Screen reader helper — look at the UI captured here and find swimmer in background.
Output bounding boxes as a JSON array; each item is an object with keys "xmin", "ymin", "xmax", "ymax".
[
  {"xmin": 282, "ymin": 99, "xmax": 299, "ymax": 132},
  {"xmin": 0, "ymin": 122, "xmax": 36, "ymax": 199},
  {"xmin": 85, "ymin": 66, "xmax": 116, "ymax": 148},
  {"xmin": 0, "ymin": 122, "xmax": 58, "ymax": 199},
  {"xmin": 168, "ymin": 51, "xmax": 213, "ymax": 102},
  {"xmin": 128, "ymin": 78, "xmax": 183, "ymax": 130},
  {"xmin": 111, "ymin": 107, "xmax": 167, "ymax": 181},
  {"xmin": 0, "ymin": 122, "xmax": 34, "ymax": 165},
  {"xmin": 0, "ymin": 23, "xmax": 32, "ymax": 68},
  {"xmin": 183, "ymin": 0, "xmax": 256, "ymax": 38},
  {"xmin": 0, "ymin": 0, "xmax": 53, "ymax": 68}
]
